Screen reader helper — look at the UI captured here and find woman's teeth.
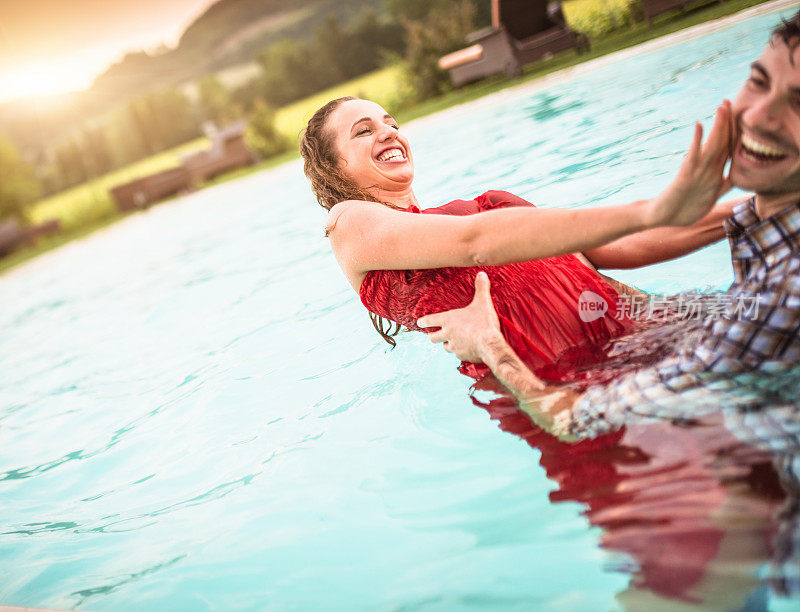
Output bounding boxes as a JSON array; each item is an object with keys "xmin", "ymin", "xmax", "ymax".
[
  {"xmin": 377, "ymin": 148, "xmax": 404, "ymax": 162},
  {"xmin": 741, "ymin": 133, "xmax": 788, "ymax": 162}
]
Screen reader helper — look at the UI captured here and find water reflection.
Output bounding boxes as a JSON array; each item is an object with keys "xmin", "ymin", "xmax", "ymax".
[
  {"xmin": 474, "ymin": 293, "xmax": 800, "ymax": 609},
  {"xmin": 523, "ymin": 92, "xmax": 586, "ymax": 122},
  {"xmin": 475, "ymin": 386, "xmax": 797, "ymax": 609}
]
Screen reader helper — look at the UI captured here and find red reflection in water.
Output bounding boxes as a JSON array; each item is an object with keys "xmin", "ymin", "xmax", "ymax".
[{"xmin": 472, "ymin": 389, "xmax": 787, "ymax": 607}]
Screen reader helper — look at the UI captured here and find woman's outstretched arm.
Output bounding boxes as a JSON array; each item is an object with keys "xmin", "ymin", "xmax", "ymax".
[
  {"xmin": 328, "ymin": 102, "xmax": 732, "ymax": 280},
  {"xmin": 582, "ymin": 196, "xmax": 748, "ymax": 270}
]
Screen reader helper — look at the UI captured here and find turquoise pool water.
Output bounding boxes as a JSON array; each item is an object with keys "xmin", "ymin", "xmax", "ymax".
[{"xmin": 2, "ymin": 7, "xmax": 799, "ymax": 610}]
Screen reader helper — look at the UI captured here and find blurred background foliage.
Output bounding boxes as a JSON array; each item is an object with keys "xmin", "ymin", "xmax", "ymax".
[
  {"xmin": 0, "ymin": 136, "xmax": 41, "ymax": 223},
  {"xmin": 563, "ymin": 0, "xmax": 642, "ymax": 38},
  {"xmin": 0, "ymin": 0, "xmax": 763, "ymax": 251}
]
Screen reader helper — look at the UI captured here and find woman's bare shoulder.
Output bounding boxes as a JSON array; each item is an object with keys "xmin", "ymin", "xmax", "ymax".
[{"xmin": 324, "ymin": 200, "xmax": 391, "ymax": 236}]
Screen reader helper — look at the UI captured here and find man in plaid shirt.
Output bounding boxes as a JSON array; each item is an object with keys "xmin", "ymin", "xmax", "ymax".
[
  {"xmin": 419, "ymin": 10, "xmax": 800, "ymax": 441},
  {"xmin": 420, "ymin": 13, "xmax": 800, "ymax": 596}
]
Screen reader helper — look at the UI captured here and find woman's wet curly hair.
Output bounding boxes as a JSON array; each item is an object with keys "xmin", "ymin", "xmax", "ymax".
[
  {"xmin": 299, "ymin": 96, "xmax": 379, "ymax": 211},
  {"xmin": 300, "ymin": 96, "xmax": 402, "ymax": 346}
]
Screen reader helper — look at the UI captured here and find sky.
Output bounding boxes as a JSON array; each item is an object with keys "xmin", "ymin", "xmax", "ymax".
[{"xmin": 0, "ymin": 0, "xmax": 219, "ymax": 102}]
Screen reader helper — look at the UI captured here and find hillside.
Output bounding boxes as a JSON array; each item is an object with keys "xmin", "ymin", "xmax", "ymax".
[
  {"xmin": 0, "ymin": 0, "xmax": 387, "ymax": 161},
  {"xmin": 91, "ymin": 0, "xmax": 387, "ymax": 104}
]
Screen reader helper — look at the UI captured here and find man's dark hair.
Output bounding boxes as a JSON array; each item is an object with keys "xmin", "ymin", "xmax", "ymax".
[{"xmin": 772, "ymin": 9, "xmax": 800, "ymax": 51}]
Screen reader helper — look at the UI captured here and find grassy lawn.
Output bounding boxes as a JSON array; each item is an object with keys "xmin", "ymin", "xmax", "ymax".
[
  {"xmin": 2, "ymin": 0, "xmax": 778, "ymax": 275},
  {"xmin": 18, "ymin": 66, "xmax": 404, "ymax": 246},
  {"xmin": 27, "ymin": 137, "xmax": 209, "ymax": 231}
]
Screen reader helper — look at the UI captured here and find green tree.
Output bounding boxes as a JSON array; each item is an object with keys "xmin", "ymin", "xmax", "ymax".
[
  {"xmin": 198, "ymin": 75, "xmax": 236, "ymax": 126},
  {"xmin": 402, "ymin": 0, "xmax": 476, "ymax": 100},
  {"xmin": 388, "ymin": 0, "xmax": 489, "ymax": 26},
  {"xmin": 81, "ymin": 125, "xmax": 114, "ymax": 177},
  {"xmin": 245, "ymin": 100, "xmax": 289, "ymax": 159},
  {"xmin": 123, "ymin": 88, "xmax": 200, "ymax": 157},
  {"xmin": 53, "ymin": 137, "xmax": 90, "ymax": 188},
  {"xmin": 339, "ymin": 10, "xmax": 405, "ymax": 77},
  {"xmin": 258, "ymin": 39, "xmax": 324, "ymax": 106},
  {"xmin": 126, "ymin": 98, "xmax": 158, "ymax": 156},
  {"xmin": 255, "ymin": 9, "xmax": 406, "ymax": 109},
  {"xmin": 231, "ymin": 77, "xmax": 266, "ymax": 115},
  {"xmin": 313, "ymin": 16, "xmax": 350, "ymax": 84},
  {"xmin": 0, "ymin": 135, "xmax": 41, "ymax": 222}
]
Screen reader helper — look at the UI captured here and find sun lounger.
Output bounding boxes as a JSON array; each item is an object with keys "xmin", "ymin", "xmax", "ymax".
[{"xmin": 438, "ymin": 0, "xmax": 589, "ymax": 88}]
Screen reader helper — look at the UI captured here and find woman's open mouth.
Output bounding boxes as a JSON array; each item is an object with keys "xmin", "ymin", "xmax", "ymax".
[{"xmin": 376, "ymin": 147, "xmax": 407, "ymax": 162}]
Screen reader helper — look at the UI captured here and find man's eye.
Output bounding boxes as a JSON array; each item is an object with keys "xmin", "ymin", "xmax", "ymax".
[{"xmin": 748, "ymin": 75, "xmax": 767, "ymax": 88}]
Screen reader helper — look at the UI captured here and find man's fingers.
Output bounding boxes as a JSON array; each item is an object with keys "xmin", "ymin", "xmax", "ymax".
[
  {"xmin": 683, "ymin": 122, "xmax": 703, "ymax": 169},
  {"xmin": 417, "ymin": 313, "xmax": 442, "ymax": 329},
  {"xmin": 703, "ymin": 101, "xmax": 732, "ymax": 163},
  {"xmin": 704, "ymin": 103, "xmax": 727, "ymax": 148},
  {"xmin": 728, "ymin": 99, "xmax": 737, "ymax": 158},
  {"xmin": 473, "ymin": 271, "xmax": 491, "ymax": 303},
  {"xmin": 427, "ymin": 329, "xmax": 448, "ymax": 344}
]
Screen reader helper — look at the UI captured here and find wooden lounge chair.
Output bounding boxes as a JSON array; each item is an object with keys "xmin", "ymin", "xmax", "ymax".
[
  {"xmin": 639, "ymin": 0, "xmax": 724, "ymax": 28},
  {"xmin": 438, "ymin": 0, "xmax": 589, "ymax": 88}
]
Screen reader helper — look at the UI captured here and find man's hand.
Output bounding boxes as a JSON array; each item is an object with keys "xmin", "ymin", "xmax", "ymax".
[
  {"xmin": 417, "ymin": 272, "xmax": 502, "ymax": 363},
  {"xmin": 419, "ymin": 272, "xmax": 581, "ymax": 438}
]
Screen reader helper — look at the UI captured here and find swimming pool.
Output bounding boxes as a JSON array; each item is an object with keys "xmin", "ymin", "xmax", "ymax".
[{"xmin": 2, "ymin": 6, "xmax": 799, "ymax": 610}]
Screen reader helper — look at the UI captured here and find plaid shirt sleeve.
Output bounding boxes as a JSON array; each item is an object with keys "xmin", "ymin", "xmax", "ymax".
[{"xmin": 569, "ymin": 198, "xmax": 800, "ymax": 439}]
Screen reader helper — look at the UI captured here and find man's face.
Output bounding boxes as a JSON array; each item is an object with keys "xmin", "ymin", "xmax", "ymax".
[{"xmin": 730, "ymin": 37, "xmax": 800, "ymax": 199}]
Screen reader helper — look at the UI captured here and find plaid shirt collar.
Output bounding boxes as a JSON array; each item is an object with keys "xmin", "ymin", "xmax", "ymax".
[{"xmin": 724, "ymin": 196, "xmax": 800, "ymax": 282}]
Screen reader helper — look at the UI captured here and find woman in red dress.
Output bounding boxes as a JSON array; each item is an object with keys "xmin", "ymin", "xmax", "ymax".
[{"xmin": 300, "ymin": 97, "xmax": 737, "ymax": 382}]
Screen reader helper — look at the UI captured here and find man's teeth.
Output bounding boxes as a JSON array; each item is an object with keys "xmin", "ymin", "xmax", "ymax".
[
  {"xmin": 741, "ymin": 133, "xmax": 787, "ymax": 159},
  {"xmin": 377, "ymin": 148, "xmax": 404, "ymax": 162}
]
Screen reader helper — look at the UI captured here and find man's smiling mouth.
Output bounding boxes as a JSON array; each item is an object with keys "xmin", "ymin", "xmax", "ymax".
[{"xmin": 740, "ymin": 132, "xmax": 789, "ymax": 163}]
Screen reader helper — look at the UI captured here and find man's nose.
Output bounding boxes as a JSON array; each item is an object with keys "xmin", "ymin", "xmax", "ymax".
[{"xmin": 744, "ymin": 92, "xmax": 783, "ymax": 129}]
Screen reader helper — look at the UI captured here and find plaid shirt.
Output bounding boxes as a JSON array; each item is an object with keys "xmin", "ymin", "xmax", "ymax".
[
  {"xmin": 569, "ymin": 196, "xmax": 800, "ymax": 438},
  {"xmin": 566, "ymin": 197, "xmax": 800, "ymax": 594}
]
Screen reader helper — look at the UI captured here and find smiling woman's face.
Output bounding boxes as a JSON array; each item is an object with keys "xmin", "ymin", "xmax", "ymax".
[{"xmin": 327, "ymin": 99, "xmax": 414, "ymax": 196}]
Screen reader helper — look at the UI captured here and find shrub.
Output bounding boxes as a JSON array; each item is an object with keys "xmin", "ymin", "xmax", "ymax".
[
  {"xmin": 401, "ymin": 0, "xmax": 477, "ymax": 101},
  {"xmin": 563, "ymin": 0, "xmax": 641, "ymax": 39},
  {"xmin": 0, "ymin": 136, "xmax": 41, "ymax": 222},
  {"xmin": 245, "ymin": 100, "xmax": 290, "ymax": 159}
]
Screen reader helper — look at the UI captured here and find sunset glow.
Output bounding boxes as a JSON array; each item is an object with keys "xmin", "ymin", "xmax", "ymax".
[
  {"xmin": 0, "ymin": 0, "xmax": 217, "ymax": 104},
  {"xmin": 0, "ymin": 55, "xmax": 101, "ymax": 102}
]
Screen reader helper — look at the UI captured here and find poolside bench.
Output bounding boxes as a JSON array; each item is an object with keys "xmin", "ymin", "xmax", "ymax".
[
  {"xmin": 438, "ymin": 0, "xmax": 589, "ymax": 88},
  {"xmin": 0, "ymin": 218, "xmax": 61, "ymax": 256},
  {"xmin": 439, "ymin": 30, "xmax": 521, "ymax": 87}
]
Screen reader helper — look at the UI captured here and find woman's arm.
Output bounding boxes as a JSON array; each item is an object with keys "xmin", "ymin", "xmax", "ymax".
[
  {"xmin": 329, "ymin": 102, "xmax": 732, "ymax": 277},
  {"xmin": 582, "ymin": 196, "xmax": 748, "ymax": 270},
  {"xmin": 330, "ymin": 198, "xmax": 652, "ymax": 273}
]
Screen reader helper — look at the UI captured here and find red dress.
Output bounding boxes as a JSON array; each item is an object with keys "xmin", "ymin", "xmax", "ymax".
[{"xmin": 359, "ymin": 191, "xmax": 636, "ymax": 383}]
